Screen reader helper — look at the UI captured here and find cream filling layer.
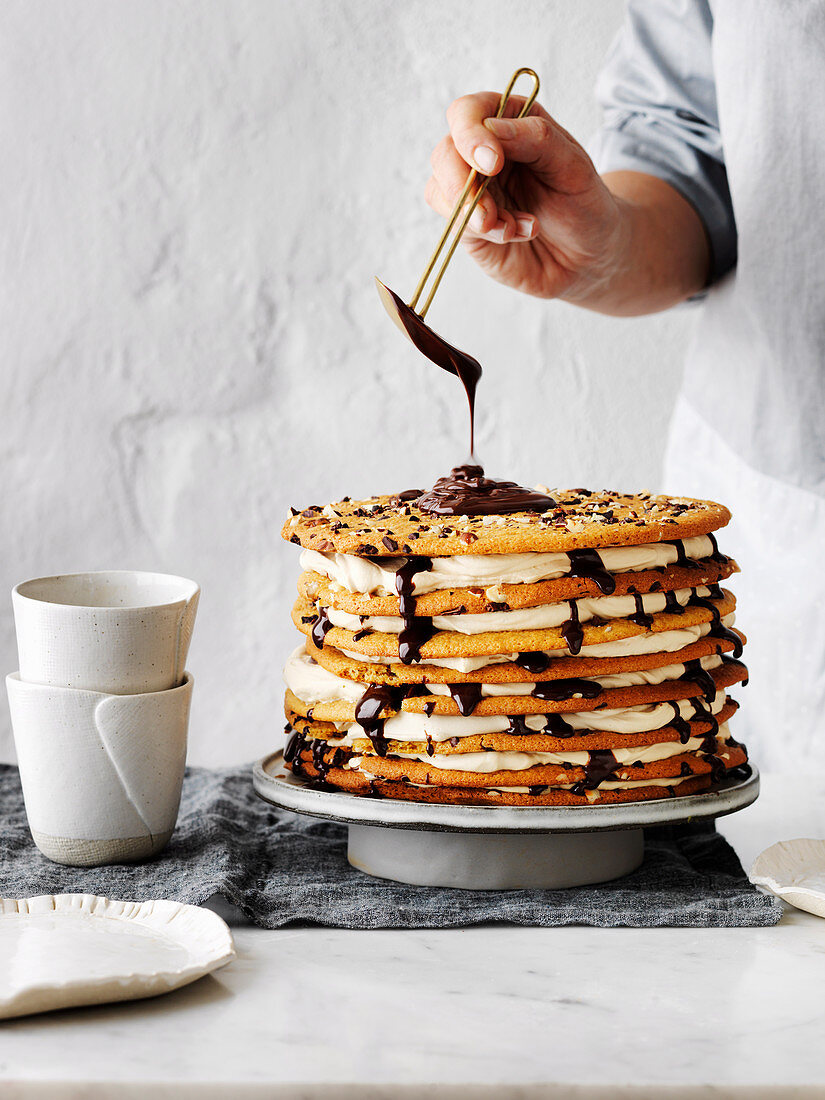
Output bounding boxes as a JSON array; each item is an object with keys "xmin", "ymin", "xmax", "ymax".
[
  {"xmin": 338, "ymin": 616, "xmax": 735, "ymax": 670},
  {"xmin": 285, "ymin": 644, "xmax": 724, "ymax": 707},
  {"xmin": 324, "ymin": 586, "xmax": 711, "ymax": 637},
  {"xmin": 340, "ymin": 690, "xmax": 727, "ymax": 743},
  {"xmin": 301, "ymin": 536, "xmax": 715, "ymax": 596},
  {"xmin": 346, "ymin": 723, "xmax": 732, "ymax": 775}
]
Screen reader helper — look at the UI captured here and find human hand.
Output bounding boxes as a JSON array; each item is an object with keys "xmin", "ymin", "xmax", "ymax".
[{"xmin": 425, "ymin": 92, "xmax": 628, "ymax": 305}]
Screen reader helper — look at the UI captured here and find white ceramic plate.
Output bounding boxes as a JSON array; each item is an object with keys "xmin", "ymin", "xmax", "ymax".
[
  {"xmin": 253, "ymin": 751, "xmax": 759, "ymax": 834},
  {"xmin": 0, "ymin": 893, "xmax": 236, "ymax": 1019},
  {"xmin": 750, "ymin": 839, "xmax": 825, "ymax": 918}
]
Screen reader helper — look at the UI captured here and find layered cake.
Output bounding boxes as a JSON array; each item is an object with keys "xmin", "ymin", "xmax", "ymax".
[{"xmin": 280, "ymin": 468, "xmax": 749, "ymax": 805}]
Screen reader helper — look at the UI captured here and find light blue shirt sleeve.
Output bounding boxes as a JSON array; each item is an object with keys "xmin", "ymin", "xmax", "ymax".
[{"xmin": 589, "ymin": 0, "xmax": 737, "ymax": 281}]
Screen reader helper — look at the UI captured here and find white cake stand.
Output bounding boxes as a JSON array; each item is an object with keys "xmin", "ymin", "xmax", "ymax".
[{"xmin": 252, "ymin": 751, "xmax": 759, "ymax": 890}]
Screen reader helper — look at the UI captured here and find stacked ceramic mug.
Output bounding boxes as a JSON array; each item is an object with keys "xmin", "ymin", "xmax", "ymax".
[{"xmin": 6, "ymin": 571, "xmax": 199, "ymax": 867}]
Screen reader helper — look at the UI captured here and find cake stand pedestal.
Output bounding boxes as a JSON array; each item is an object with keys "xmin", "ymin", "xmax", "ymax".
[{"xmin": 252, "ymin": 752, "xmax": 759, "ymax": 890}]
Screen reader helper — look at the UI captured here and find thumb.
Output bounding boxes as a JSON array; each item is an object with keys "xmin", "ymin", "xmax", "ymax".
[{"xmin": 484, "ymin": 114, "xmax": 596, "ymax": 191}]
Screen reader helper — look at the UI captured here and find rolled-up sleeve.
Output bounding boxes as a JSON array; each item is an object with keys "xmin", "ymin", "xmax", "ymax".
[{"xmin": 590, "ymin": 0, "xmax": 737, "ymax": 282}]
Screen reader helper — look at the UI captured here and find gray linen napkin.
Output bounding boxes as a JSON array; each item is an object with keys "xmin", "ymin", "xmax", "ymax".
[{"xmin": 0, "ymin": 764, "xmax": 781, "ymax": 927}]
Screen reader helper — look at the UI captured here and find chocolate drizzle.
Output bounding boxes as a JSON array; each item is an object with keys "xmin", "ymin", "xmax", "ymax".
[
  {"xmin": 394, "ymin": 555, "xmax": 434, "ymax": 665},
  {"xmin": 310, "ymin": 608, "xmax": 334, "ymax": 650},
  {"xmin": 683, "ymin": 659, "xmax": 717, "ymax": 703},
  {"xmin": 447, "ymin": 682, "xmax": 483, "ymax": 716},
  {"xmin": 668, "ymin": 539, "xmax": 703, "ymax": 569},
  {"xmin": 412, "ymin": 464, "xmax": 557, "ymax": 517},
  {"xmin": 284, "ymin": 727, "xmax": 346, "ymax": 789},
  {"xmin": 629, "ymin": 592, "xmax": 653, "ymax": 628},
  {"xmin": 354, "ymin": 683, "xmax": 406, "ymax": 756},
  {"xmin": 692, "ymin": 697, "xmax": 719, "ymax": 737},
  {"xmin": 567, "ymin": 548, "xmax": 616, "ymax": 594},
  {"xmin": 712, "ymin": 623, "xmax": 743, "ymax": 658},
  {"xmin": 284, "ymin": 727, "xmax": 306, "ymax": 765},
  {"xmin": 688, "ymin": 589, "xmax": 722, "ymax": 623},
  {"xmin": 663, "ymin": 589, "xmax": 686, "ymax": 615},
  {"xmin": 706, "ymin": 532, "xmax": 727, "ymax": 563},
  {"xmin": 571, "ymin": 749, "xmax": 619, "ymax": 795},
  {"xmin": 544, "ymin": 713, "xmax": 575, "ymax": 738},
  {"xmin": 532, "ymin": 678, "xmax": 603, "ymax": 702},
  {"xmin": 691, "ymin": 698, "xmax": 725, "ymax": 784},
  {"xmin": 561, "ymin": 600, "xmax": 584, "ymax": 655},
  {"xmin": 516, "ymin": 651, "xmax": 552, "ymax": 674},
  {"xmin": 668, "ymin": 702, "xmax": 693, "ymax": 744}
]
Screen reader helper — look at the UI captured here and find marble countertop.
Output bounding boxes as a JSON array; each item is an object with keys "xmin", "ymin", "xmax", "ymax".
[{"xmin": 3, "ymin": 772, "xmax": 824, "ymax": 1099}]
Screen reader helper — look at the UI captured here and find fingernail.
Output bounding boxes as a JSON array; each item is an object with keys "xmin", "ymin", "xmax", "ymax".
[
  {"xmin": 470, "ymin": 207, "xmax": 486, "ymax": 232},
  {"xmin": 473, "ymin": 145, "xmax": 499, "ymax": 174},
  {"xmin": 488, "ymin": 223, "xmax": 507, "ymax": 244},
  {"xmin": 516, "ymin": 217, "xmax": 534, "ymax": 238},
  {"xmin": 485, "ymin": 118, "xmax": 516, "ymax": 139}
]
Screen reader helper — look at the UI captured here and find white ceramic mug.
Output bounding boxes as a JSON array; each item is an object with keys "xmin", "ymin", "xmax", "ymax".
[
  {"xmin": 6, "ymin": 672, "xmax": 193, "ymax": 866},
  {"xmin": 12, "ymin": 570, "xmax": 199, "ymax": 694}
]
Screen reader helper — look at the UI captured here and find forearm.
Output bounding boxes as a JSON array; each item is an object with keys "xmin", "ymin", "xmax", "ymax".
[{"xmin": 563, "ymin": 171, "xmax": 712, "ymax": 317}]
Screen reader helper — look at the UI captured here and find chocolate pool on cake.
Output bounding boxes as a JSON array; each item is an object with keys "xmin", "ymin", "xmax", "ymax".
[{"xmin": 279, "ymin": 467, "xmax": 749, "ymax": 806}]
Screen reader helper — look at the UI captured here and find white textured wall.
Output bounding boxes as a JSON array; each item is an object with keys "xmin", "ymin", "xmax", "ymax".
[{"xmin": 0, "ymin": 0, "xmax": 697, "ymax": 765}]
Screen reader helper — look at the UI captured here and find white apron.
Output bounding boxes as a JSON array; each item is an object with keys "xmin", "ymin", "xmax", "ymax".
[
  {"xmin": 664, "ymin": 396, "xmax": 825, "ymax": 771},
  {"xmin": 663, "ymin": 4, "xmax": 825, "ymax": 769}
]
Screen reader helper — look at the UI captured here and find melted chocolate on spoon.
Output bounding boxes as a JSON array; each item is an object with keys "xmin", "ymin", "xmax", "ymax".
[{"xmin": 378, "ymin": 282, "xmax": 482, "ymax": 455}]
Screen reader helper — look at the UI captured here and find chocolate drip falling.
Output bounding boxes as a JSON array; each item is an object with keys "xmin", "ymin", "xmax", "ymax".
[
  {"xmin": 413, "ymin": 464, "xmax": 557, "ymax": 517},
  {"xmin": 394, "ymin": 555, "xmax": 434, "ymax": 665},
  {"xmin": 567, "ymin": 548, "xmax": 616, "ymax": 595},
  {"xmin": 532, "ymin": 678, "xmax": 603, "ymax": 702},
  {"xmin": 516, "ymin": 651, "xmax": 552, "ymax": 674},
  {"xmin": 571, "ymin": 749, "xmax": 619, "ymax": 795},
  {"xmin": 386, "ymin": 282, "xmax": 558, "ymax": 517},
  {"xmin": 561, "ymin": 600, "xmax": 584, "ymax": 655},
  {"xmin": 379, "ymin": 282, "xmax": 483, "ymax": 457},
  {"xmin": 683, "ymin": 659, "xmax": 717, "ymax": 703},
  {"xmin": 311, "ymin": 608, "xmax": 334, "ymax": 650},
  {"xmin": 629, "ymin": 592, "xmax": 654, "ymax": 628},
  {"xmin": 447, "ymin": 682, "xmax": 483, "ymax": 716}
]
